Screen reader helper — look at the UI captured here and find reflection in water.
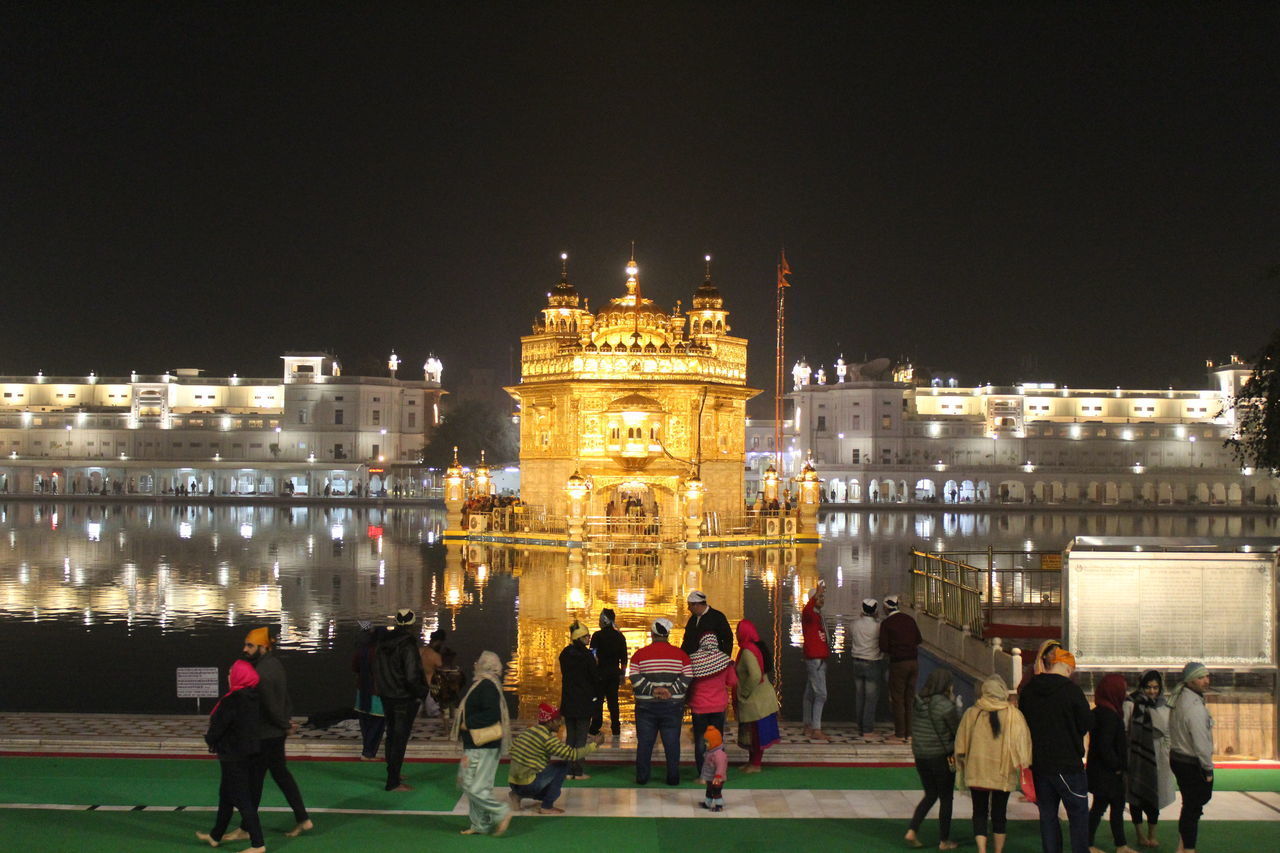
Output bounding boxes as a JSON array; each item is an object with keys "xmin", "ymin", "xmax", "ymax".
[{"xmin": 0, "ymin": 503, "xmax": 1275, "ymax": 717}]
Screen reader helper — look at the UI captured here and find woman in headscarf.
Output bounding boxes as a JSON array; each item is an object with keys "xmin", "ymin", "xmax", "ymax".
[
  {"xmin": 197, "ymin": 659, "xmax": 265, "ymax": 852},
  {"xmin": 688, "ymin": 631, "xmax": 738, "ymax": 774},
  {"xmin": 451, "ymin": 651, "xmax": 513, "ymax": 836},
  {"xmin": 1123, "ymin": 670, "xmax": 1174, "ymax": 848},
  {"xmin": 1088, "ymin": 673, "xmax": 1137, "ymax": 853},
  {"xmin": 954, "ymin": 673, "xmax": 1032, "ymax": 853},
  {"xmin": 733, "ymin": 619, "xmax": 779, "ymax": 774},
  {"xmin": 906, "ymin": 668, "xmax": 960, "ymax": 850}
]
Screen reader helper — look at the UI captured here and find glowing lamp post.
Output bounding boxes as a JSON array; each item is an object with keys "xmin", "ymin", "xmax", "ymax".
[
  {"xmin": 565, "ymin": 470, "xmax": 588, "ymax": 545},
  {"xmin": 797, "ymin": 456, "xmax": 821, "ymax": 535},
  {"xmin": 681, "ymin": 475, "xmax": 705, "ymax": 543},
  {"xmin": 472, "ymin": 450, "xmax": 491, "ymax": 498},
  {"xmin": 444, "ymin": 446, "xmax": 466, "ymax": 528},
  {"xmin": 762, "ymin": 464, "xmax": 780, "ymax": 507}
]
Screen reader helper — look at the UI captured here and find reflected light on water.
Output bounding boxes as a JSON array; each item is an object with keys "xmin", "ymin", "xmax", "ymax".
[{"xmin": 0, "ymin": 503, "xmax": 1276, "ymax": 716}]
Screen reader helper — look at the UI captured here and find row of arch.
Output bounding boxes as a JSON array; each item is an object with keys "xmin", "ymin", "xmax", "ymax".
[{"xmin": 827, "ymin": 477, "xmax": 1278, "ymax": 506}]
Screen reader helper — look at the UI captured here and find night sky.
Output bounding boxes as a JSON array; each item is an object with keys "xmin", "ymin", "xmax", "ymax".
[{"xmin": 4, "ymin": 2, "xmax": 1277, "ymax": 403}]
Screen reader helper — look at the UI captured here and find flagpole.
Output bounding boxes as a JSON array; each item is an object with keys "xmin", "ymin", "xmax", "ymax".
[{"xmin": 773, "ymin": 251, "xmax": 790, "ymax": 475}]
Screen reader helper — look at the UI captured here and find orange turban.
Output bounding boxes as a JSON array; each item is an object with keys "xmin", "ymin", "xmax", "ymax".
[
  {"xmin": 244, "ymin": 627, "xmax": 271, "ymax": 647},
  {"xmin": 1049, "ymin": 647, "xmax": 1076, "ymax": 670}
]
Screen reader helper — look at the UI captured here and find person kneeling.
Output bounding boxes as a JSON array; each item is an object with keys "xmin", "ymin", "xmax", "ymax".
[{"xmin": 507, "ymin": 703, "xmax": 603, "ymax": 815}]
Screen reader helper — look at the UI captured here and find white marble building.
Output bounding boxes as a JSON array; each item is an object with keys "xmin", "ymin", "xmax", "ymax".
[
  {"xmin": 0, "ymin": 352, "xmax": 445, "ymax": 496},
  {"xmin": 750, "ymin": 355, "xmax": 1278, "ymax": 507}
]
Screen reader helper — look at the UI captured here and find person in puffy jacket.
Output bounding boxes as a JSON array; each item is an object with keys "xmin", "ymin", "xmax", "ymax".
[
  {"xmin": 559, "ymin": 620, "xmax": 597, "ymax": 778},
  {"xmin": 906, "ymin": 668, "xmax": 960, "ymax": 850},
  {"xmin": 197, "ymin": 660, "xmax": 264, "ymax": 852},
  {"xmin": 955, "ymin": 673, "xmax": 1032, "ymax": 853},
  {"xmin": 376, "ymin": 608, "xmax": 428, "ymax": 792}
]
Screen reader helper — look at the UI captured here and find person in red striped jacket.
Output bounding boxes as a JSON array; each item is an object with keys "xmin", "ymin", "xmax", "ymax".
[{"xmin": 629, "ymin": 618, "xmax": 693, "ymax": 785}]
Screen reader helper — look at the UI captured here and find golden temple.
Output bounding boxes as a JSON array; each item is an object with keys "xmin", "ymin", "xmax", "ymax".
[{"xmin": 506, "ymin": 253, "xmax": 759, "ymax": 519}]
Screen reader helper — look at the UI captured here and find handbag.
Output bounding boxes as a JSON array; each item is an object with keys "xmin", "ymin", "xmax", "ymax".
[
  {"xmin": 459, "ymin": 698, "xmax": 504, "ymax": 746},
  {"xmin": 1020, "ymin": 767, "xmax": 1037, "ymax": 803}
]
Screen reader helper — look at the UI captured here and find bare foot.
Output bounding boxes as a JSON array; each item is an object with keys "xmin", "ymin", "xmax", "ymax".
[
  {"xmin": 1091, "ymin": 847, "xmax": 1108, "ymax": 853},
  {"xmin": 221, "ymin": 829, "xmax": 249, "ymax": 843},
  {"xmin": 568, "ymin": 773, "xmax": 591, "ymax": 780},
  {"xmin": 939, "ymin": 842, "xmax": 959, "ymax": 851},
  {"xmin": 1116, "ymin": 846, "xmax": 1139, "ymax": 853},
  {"xmin": 389, "ymin": 783, "xmax": 414, "ymax": 792},
  {"xmin": 244, "ymin": 847, "xmax": 265, "ymax": 853},
  {"xmin": 905, "ymin": 830, "xmax": 923, "ymax": 849},
  {"xmin": 493, "ymin": 811, "xmax": 513, "ymax": 836},
  {"xmin": 810, "ymin": 729, "xmax": 831, "ymax": 742},
  {"xmin": 507, "ymin": 791, "xmax": 523, "ymax": 811},
  {"xmin": 460, "ymin": 828, "xmax": 481, "ymax": 835},
  {"xmin": 284, "ymin": 820, "xmax": 313, "ymax": 838},
  {"xmin": 537, "ymin": 806, "xmax": 566, "ymax": 815},
  {"xmin": 740, "ymin": 764, "xmax": 762, "ymax": 774},
  {"xmin": 195, "ymin": 831, "xmax": 220, "ymax": 848}
]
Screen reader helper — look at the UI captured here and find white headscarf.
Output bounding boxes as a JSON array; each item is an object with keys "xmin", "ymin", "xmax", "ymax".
[{"xmin": 450, "ymin": 650, "xmax": 511, "ymax": 753}]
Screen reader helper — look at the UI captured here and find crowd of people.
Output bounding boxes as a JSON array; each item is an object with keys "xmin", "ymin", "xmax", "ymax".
[
  {"xmin": 200, "ymin": 600, "xmax": 1220, "ymax": 850},
  {"xmin": 902, "ymin": 640, "xmax": 1216, "ymax": 853}
]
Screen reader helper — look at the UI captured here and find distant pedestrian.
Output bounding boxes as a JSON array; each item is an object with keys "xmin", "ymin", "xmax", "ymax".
[
  {"xmin": 880, "ymin": 594, "xmax": 923, "ymax": 742},
  {"xmin": 197, "ymin": 659, "xmax": 265, "ymax": 852},
  {"xmin": 733, "ymin": 619, "xmax": 780, "ymax": 774},
  {"xmin": 1168, "ymin": 662, "xmax": 1214, "ymax": 853},
  {"xmin": 240, "ymin": 627, "xmax": 312, "ymax": 839},
  {"xmin": 451, "ymin": 651, "xmax": 513, "ymax": 836},
  {"xmin": 507, "ymin": 703, "xmax": 604, "ymax": 815},
  {"xmin": 375, "ymin": 608, "xmax": 428, "ymax": 791},
  {"xmin": 801, "ymin": 580, "xmax": 831, "ymax": 741},
  {"xmin": 688, "ymin": 631, "xmax": 737, "ymax": 774},
  {"xmin": 905, "ymin": 668, "xmax": 960, "ymax": 850},
  {"xmin": 1088, "ymin": 673, "xmax": 1137, "ymax": 853},
  {"xmin": 1123, "ymin": 670, "xmax": 1175, "ymax": 848},
  {"xmin": 954, "ymin": 673, "xmax": 1032, "ymax": 853},
  {"xmin": 351, "ymin": 621, "xmax": 385, "ymax": 760},
  {"xmin": 680, "ymin": 590, "xmax": 732, "ymax": 656},
  {"xmin": 849, "ymin": 598, "xmax": 883, "ymax": 738},
  {"xmin": 559, "ymin": 620, "xmax": 597, "ymax": 779},
  {"xmin": 1020, "ymin": 643, "xmax": 1093, "ymax": 853},
  {"xmin": 630, "ymin": 618, "xmax": 693, "ymax": 785},
  {"xmin": 699, "ymin": 724, "xmax": 728, "ymax": 812},
  {"xmin": 590, "ymin": 608, "xmax": 627, "ymax": 736}
]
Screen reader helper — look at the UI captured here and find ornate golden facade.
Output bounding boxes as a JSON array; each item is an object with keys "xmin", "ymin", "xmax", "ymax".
[{"xmin": 507, "ymin": 255, "xmax": 759, "ymax": 518}]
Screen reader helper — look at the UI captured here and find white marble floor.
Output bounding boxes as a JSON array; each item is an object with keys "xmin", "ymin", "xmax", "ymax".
[{"xmin": 460, "ymin": 787, "xmax": 1280, "ymax": 821}]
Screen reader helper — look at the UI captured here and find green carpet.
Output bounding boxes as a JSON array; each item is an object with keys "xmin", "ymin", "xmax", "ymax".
[
  {"xmin": 0, "ymin": 757, "xmax": 1276, "ymax": 807},
  {"xmin": 0, "ymin": 811, "xmax": 1276, "ymax": 853}
]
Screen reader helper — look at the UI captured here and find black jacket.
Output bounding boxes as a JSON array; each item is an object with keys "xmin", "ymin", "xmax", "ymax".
[
  {"xmin": 591, "ymin": 625, "xmax": 628, "ymax": 676},
  {"xmin": 559, "ymin": 641, "xmax": 598, "ymax": 718},
  {"xmin": 253, "ymin": 653, "xmax": 292, "ymax": 739},
  {"xmin": 205, "ymin": 688, "xmax": 261, "ymax": 760},
  {"xmin": 1087, "ymin": 705, "xmax": 1127, "ymax": 796},
  {"xmin": 375, "ymin": 627, "xmax": 428, "ymax": 701},
  {"xmin": 1020, "ymin": 673, "xmax": 1093, "ymax": 774},
  {"xmin": 680, "ymin": 606, "xmax": 733, "ymax": 656}
]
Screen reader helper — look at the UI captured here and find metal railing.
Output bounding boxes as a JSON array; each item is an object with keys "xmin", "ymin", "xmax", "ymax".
[
  {"xmin": 910, "ymin": 550, "xmax": 986, "ymax": 635},
  {"xmin": 583, "ymin": 516, "xmax": 685, "ymax": 544}
]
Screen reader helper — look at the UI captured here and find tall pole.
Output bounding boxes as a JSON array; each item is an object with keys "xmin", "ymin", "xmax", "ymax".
[{"xmin": 774, "ymin": 250, "xmax": 791, "ymax": 473}]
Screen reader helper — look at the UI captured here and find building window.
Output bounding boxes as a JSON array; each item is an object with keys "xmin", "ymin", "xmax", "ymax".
[
  {"xmin": 333, "ymin": 395, "xmax": 344, "ymax": 401},
  {"xmin": 881, "ymin": 415, "xmax": 892, "ymax": 429},
  {"xmin": 298, "ymin": 410, "xmax": 308, "ymax": 424},
  {"xmin": 372, "ymin": 396, "xmax": 381, "ymax": 402},
  {"xmin": 851, "ymin": 415, "xmax": 861, "ymax": 429},
  {"xmin": 334, "ymin": 443, "xmax": 346, "ymax": 459},
  {"xmin": 407, "ymin": 412, "xmax": 416, "ymax": 427},
  {"xmin": 851, "ymin": 449, "xmax": 861, "ymax": 463},
  {"xmin": 372, "ymin": 443, "xmax": 380, "ymax": 458},
  {"xmin": 371, "ymin": 410, "xmax": 381, "ymax": 426},
  {"xmin": 334, "ymin": 409, "xmax": 344, "ymax": 425},
  {"xmin": 816, "ymin": 415, "xmax": 827, "ymax": 432}
]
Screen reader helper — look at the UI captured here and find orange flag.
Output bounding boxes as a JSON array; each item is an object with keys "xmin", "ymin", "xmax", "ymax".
[{"xmin": 777, "ymin": 250, "xmax": 792, "ymax": 288}]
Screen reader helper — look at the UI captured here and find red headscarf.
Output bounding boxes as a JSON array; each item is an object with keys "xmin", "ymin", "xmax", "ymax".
[
  {"xmin": 735, "ymin": 619, "xmax": 765, "ymax": 681},
  {"xmin": 212, "ymin": 659, "xmax": 260, "ymax": 716},
  {"xmin": 1093, "ymin": 673, "xmax": 1128, "ymax": 714}
]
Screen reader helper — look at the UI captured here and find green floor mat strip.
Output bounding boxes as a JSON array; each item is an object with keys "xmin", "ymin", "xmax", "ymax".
[
  {"xmin": 0, "ymin": 756, "xmax": 1276, "ymax": 808},
  {"xmin": 0, "ymin": 811, "xmax": 1277, "ymax": 853}
]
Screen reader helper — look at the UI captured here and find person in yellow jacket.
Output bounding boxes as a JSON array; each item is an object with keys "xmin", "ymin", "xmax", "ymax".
[{"xmin": 955, "ymin": 674, "xmax": 1033, "ymax": 853}]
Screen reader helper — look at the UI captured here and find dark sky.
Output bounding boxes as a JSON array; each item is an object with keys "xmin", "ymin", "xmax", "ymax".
[{"xmin": 4, "ymin": 2, "xmax": 1277, "ymax": 402}]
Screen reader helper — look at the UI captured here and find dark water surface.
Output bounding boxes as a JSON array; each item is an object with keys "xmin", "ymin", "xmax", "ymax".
[{"xmin": 1, "ymin": 502, "xmax": 1275, "ymax": 720}]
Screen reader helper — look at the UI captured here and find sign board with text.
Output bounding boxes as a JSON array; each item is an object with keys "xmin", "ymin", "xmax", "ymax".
[
  {"xmin": 1065, "ymin": 540, "xmax": 1277, "ymax": 668},
  {"xmin": 176, "ymin": 667, "xmax": 221, "ymax": 699}
]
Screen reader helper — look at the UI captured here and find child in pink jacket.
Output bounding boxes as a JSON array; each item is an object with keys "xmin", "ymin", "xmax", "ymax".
[{"xmin": 699, "ymin": 725, "xmax": 728, "ymax": 811}]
